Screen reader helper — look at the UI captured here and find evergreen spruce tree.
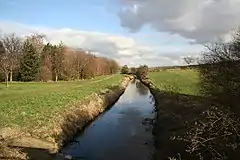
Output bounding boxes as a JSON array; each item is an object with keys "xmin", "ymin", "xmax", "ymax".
[{"xmin": 20, "ymin": 40, "xmax": 40, "ymax": 81}]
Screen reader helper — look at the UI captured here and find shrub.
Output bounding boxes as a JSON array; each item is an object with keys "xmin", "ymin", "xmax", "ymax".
[
  {"xmin": 198, "ymin": 29, "xmax": 240, "ymax": 108},
  {"xmin": 136, "ymin": 65, "xmax": 148, "ymax": 80},
  {"xmin": 178, "ymin": 106, "xmax": 240, "ymax": 159},
  {"xmin": 121, "ymin": 65, "xmax": 129, "ymax": 74}
]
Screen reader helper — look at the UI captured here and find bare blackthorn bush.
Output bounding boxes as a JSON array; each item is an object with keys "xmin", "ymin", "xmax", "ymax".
[
  {"xmin": 198, "ymin": 28, "xmax": 240, "ymax": 109},
  {"xmin": 178, "ymin": 106, "xmax": 240, "ymax": 159}
]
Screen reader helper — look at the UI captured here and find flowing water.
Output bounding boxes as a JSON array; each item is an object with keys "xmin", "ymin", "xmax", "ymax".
[{"xmin": 60, "ymin": 79, "xmax": 155, "ymax": 160}]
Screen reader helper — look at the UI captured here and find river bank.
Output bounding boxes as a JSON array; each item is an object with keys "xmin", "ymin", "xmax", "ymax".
[
  {"xmin": 0, "ymin": 75, "xmax": 133, "ymax": 159},
  {"xmin": 55, "ymin": 75, "xmax": 133, "ymax": 150},
  {"xmin": 142, "ymin": 71, "xmax": 211, "ymax": 159}
]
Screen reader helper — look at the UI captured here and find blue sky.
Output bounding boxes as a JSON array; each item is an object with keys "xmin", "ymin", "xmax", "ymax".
[
  {"xmin": 0, "ymin": 0, "xmax": 238, "ymax": 67},
  {"xmin": 0, "ymin": 0, "xmax": 121, "ymax": 32}
]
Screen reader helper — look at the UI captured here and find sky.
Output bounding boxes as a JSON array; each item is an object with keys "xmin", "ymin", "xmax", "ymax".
[{"xmin": 0, "ymin": 0, "xmax": 240, "ymax": 67}]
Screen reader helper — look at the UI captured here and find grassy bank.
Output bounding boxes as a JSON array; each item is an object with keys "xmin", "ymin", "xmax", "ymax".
[
  {"xmin": 148, "ymin": 69, "xmax": 209, "ymax": 159},
  {"xmin": 0, "ymin": 74, "xmax": 123, "ymax": 132}
]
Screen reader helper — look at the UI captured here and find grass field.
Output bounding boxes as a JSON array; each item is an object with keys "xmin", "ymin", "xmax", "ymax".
[
  {"xmin": 149, "ymin": 69, "xmax": 199, "ymax": 96},
  {"xmin": 0, "ymin": 74, "xmax": 123, "ymax": 130}
]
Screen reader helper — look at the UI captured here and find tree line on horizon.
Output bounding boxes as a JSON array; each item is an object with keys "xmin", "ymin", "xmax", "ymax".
[
  {"xmin": 0, "ymin": 33, "xmax": 119, "ymax": 86},
  {"xmin": 120, "ymin": 64, "xmax": 149, "ymax": 80}
]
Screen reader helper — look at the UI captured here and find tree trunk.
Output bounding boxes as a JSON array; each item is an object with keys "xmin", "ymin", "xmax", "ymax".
[
  {"xmin": 55, "ymin": 74, "xmax": 58, "ymax": 82},
  {"xmin": 5, "ymin": 73, "xmax": 9, "ymax": 87},
  {"xmin": 80, "ymin": 69, "xmax": 84, "ymax": 79},
  {"xmin": 10, "ymin": 70, "xmax": 13, "ymax": 82}
]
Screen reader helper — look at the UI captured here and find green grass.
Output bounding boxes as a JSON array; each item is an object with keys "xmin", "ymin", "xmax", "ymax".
[
  {"xmin": 149, "ymin": 69, "xmax": 199, "ymax": 96},
  {"xmin": 0, "ymin": 74, "xmax": 123, "ymax": 130}
]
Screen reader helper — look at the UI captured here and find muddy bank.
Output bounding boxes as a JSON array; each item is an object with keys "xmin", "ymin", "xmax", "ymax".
[
  {"xmin": 141, "ymin": 79, "xmax": 210, "ymax": 159},
  {"xmin": 0, "ymin": 75, "xmax": 133, "ymax": 159}
]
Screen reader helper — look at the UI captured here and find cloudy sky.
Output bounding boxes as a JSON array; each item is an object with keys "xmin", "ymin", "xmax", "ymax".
[{"xmin": 0, "ymin": 0, "xmax": 240, "ymax": 67}]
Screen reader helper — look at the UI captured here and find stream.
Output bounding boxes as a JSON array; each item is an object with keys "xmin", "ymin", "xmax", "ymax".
[{"xmin": 60, "ymin": 79, "xmax": 155, "ymax": 160}]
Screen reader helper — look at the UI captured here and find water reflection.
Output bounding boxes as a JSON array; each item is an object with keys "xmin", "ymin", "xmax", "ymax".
[
  {"xmin": 136, "ymin": 81, "xmax": 149, "ymax": 96},
  {"xmin": 131, "ymin": 78, "xmax": 136, "ymax": 84},
  {"xmin": 61, "ymin": 80, "xmax": 155, "ymax": 160},
  {"xmin": 149, "ymin": 95, "xmax": 155, "ymax": 105}
]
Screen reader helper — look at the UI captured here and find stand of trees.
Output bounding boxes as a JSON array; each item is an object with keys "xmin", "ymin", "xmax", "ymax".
[
  {"xmin": 135, "ymin": 65, "xmax": 148, "ymax": 80},
  {"xmin": 121, "ymin": 65, "xmax": 129, "ymax": 74},
  {"xmin": 0, "ymin": 33, "xmax": 119, "ymax": 86},
  {"xmin": 121, "ymin": 64, "xmax": 149, "ymax": 80}
]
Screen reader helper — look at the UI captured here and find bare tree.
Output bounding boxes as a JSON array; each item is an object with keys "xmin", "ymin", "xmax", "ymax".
[
  {"xmin": 1, "ymin": 34, "xmax": 22, "ymax": 82},
  {"xmin": 50, "ymin": 42, "xmax": 65, "ymax": 82},
  {"xmin": 198, "ymin": 32, "xmax": 240, "ymax": 106},
  {"xmin": 0, "ymin": 41, "xmax": 4, "ymax": 54},
  {"xmin": 183, "ymin": 56, "xmax": 196, "ymax": 65},
  {"xmin": 26, "ymin": 33, "xmax": 45, "ymax": 57},
  {"xmin": 74, "ymin": 51, "xmax": 93, "ymax": 80},
  {"xmin": 62, "ymin": 48, "xmax": 76, "ymax": 80},
  {"xmin": 0, "ymin": 41, "xmax": 10, "ymax": 86}
]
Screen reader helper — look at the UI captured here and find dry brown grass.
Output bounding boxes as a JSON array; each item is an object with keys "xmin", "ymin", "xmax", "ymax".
[{"xmin": 0, "ymin": 137, "xmax": 27, "ymax": 160}]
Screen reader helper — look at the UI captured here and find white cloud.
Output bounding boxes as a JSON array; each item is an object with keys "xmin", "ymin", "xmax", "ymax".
[
  {"xmin": 117, "ymin": 0, "xmax": 240, "ymax": 44},
  {"xmin": 0, "ymin": 21, "xmax": 202, "ymax": 67}
]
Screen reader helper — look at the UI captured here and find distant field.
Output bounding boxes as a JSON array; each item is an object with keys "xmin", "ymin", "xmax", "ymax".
[
  {"xmin": 149, "ymin": 69, "xmax": 199, "ymax": 96},
  {"xmin": 0, "ymin": 74, "xmax": 123, "ymax": 130}
]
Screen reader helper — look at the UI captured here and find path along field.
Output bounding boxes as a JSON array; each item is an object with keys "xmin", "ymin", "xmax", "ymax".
[{"xmin": 0, "ymin": 74, "xmax": 123, "ymax": 132}]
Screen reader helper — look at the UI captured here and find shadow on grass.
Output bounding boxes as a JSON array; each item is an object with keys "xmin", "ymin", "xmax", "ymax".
[
  {"xmin": 148, "ymin": 84, "xmax": 212, "ymax": 159},
  {"xmin": 17, "ymin": 147, "xmax": 69, "ymax": 160},
  {"xmin": 0, "ymin": 145, "xmax": 57, "ymax": 160},
  {"xmin": 0, "ymin": 156, "xmax": 25, "ymax": 160},
  {"xmin": 22, "ymin": 147, "xmax": 57, "ymax": 160}
]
